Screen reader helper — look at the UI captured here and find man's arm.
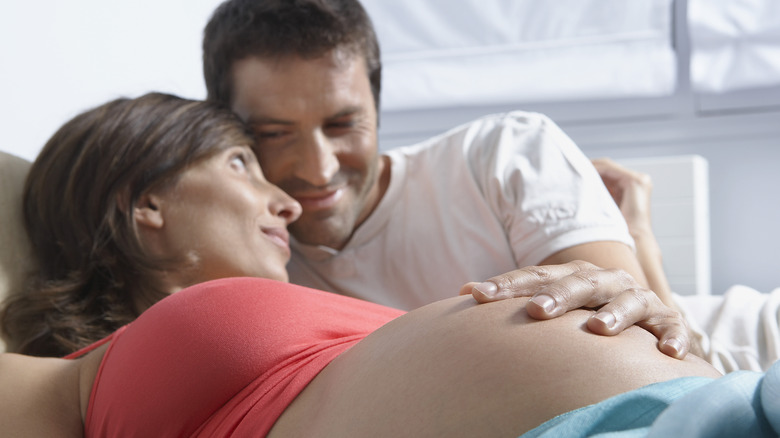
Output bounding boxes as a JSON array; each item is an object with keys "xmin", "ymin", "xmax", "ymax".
[
  {"xmin": 590, "ymin": 158, "xmax": 674, "ymax": 304},
  {"xmin": 538, "ymin": 240, "xmax": 679, "ymax": 311},
  {"xmin": 460, "ymin": 158, "xmax": 699, "ymax": 360},
  {"xmin": 459, "ymin": 115, "xmax": 691, "ymax": 358},
  {"xmin": 590, "ymin": 158, "xmax": 703, "ymax": 357},
  {"xmin": 540, "ymin": 240, "xmax": 649, "ymax": 288}
]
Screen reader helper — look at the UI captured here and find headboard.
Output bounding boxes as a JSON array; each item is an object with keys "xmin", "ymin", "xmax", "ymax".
[{"xmin": 0, "ymin": 151, "xmax": 36, "ymax": 353}]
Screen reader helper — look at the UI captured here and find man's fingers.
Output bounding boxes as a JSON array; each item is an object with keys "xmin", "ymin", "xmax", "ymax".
[
  {"xmin": 524, "ymin": 268, "xmax": 636, "ymax": 319},
  {"xmin": 473, "ymin": 260, "xmax": 598, "ymax": 303},
  {"xmin": 585, "ymin": 287, "xmax": 654, "ymax": 334},
  {"xmin": 459, "ymin": 282, "xmax": 479, "ymax": 296},
  {"xmin": 585, "ymin": 288, "xmax": 690, "ymax": 359},
  {"xmin": 657, "ymin": 331, "xmax": 689, "ymax": 360},
  {"xmin": 463, "ymin": 260, "xmax": 692, "ymax": 361}
]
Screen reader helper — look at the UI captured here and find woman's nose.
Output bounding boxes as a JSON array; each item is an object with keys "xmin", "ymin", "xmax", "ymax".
[{"xmin": 271, "ymin": 186, "xmax": 302, "ymax": 224}]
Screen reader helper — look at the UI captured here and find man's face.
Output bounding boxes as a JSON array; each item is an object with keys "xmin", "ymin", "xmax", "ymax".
[{"xmin": 230, "ymin": 51, "xmax": 387, "ymax": 251}]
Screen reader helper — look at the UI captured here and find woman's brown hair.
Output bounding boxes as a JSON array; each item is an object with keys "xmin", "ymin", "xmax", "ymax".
[{"xmin": 0, "ymin": 92, "xmax": 254, "ymax": 356}]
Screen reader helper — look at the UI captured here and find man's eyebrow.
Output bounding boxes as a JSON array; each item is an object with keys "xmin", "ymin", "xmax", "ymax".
[
  {"xmin": 246, "ymin": 107, "xmax": 364, "ymax": 126},
  {"xmin": 246, "ymin": 117, "xmax": 294, "ymax": 126},
  {"xmin": 327, "ymin": 106, "xmax": 363, "ymax": 120}
]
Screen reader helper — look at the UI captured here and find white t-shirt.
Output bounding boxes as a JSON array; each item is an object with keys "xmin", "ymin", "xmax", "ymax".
[{"xmin": 288, "ymin": 111, "xmax": 633, "ymax": 310}]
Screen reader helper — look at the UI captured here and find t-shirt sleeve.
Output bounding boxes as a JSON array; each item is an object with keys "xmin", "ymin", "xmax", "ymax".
[{"xmin": 465, "ymin": 111, "xmax": 635, "ymax": 267}]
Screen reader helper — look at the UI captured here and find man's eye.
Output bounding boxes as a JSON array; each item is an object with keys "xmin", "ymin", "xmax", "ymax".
[
  {"xmin": 328, "ymin": 121, "xmax": 354, "ymax": 129},
  {"xmin": 256, "ymin": 131, "xmax": 286, "ymax": 140}
]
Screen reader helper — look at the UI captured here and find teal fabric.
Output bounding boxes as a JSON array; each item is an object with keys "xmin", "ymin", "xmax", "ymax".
[
  {"xmin": 521, "ymin": 377, "xmax": 713, "ymax": 437},
  {"xmin": 522, "ymin": 360, "xmax": 780, "ymax": 437},
  {"xmin": 648, "ymin": 368, "xmax": 777, "ymax": 437}
]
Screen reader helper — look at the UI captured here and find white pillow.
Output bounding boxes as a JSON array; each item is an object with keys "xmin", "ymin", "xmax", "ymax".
[{"xmin": 0, "ymin": 151, "xmax": 36, "ymax": 353}]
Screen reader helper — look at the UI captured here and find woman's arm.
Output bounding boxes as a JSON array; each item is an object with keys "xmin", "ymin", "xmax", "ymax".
[{"xmin": 272, "ymin": 295, "xmax": 720, "ymax": 438}]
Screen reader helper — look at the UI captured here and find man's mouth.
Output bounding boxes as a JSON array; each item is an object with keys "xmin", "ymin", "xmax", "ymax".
[{"xmin": 293, "ymin": 187, "xmax": 345, "ymax": 211}]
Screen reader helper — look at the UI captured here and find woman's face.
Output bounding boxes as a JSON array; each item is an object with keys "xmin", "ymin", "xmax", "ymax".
[{"xmin": 153, "ymin": 145, "xmax": 301, "ymax": 285}]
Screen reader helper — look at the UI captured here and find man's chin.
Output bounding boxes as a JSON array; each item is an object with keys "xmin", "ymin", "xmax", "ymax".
[{"xmin": 289, "ymin": 218, "xmax": 353, "ymax": 250}]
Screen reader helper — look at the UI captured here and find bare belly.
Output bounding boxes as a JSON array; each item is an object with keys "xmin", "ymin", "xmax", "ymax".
[{"xmin": 270, "ymin": 296, "xmax": 720, "ymax": 437}]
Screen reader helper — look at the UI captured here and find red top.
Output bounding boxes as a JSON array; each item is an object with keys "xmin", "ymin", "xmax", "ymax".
[{"xmin": 75, "ymin": 277, "xmax": 405, "ymax": 437}]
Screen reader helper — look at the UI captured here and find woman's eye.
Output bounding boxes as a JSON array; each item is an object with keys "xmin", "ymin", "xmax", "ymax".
[{"xmin": 229, "ymin": 155, "xmax": 248, "ymax": 171}]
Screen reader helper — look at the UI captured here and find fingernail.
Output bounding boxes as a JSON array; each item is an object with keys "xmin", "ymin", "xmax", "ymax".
[
  {"xmin": 530, "ymin": 294, "xmax": 556, "ymax": 313},
  {"xmin": 663, "ymin": 338, "xmax": 683, "ymax": 355},
  {"xmin": 593, "ymin": 311, "xmax": 617, "ymax": 329},
  {"xmin": 474, "ymin": 282, "xmax": 498, "ymax": 298}
]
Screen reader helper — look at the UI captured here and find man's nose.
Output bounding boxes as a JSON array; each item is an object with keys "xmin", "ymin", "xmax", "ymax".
[{"xmin": 292, "ymin": 130, "xmax": 339, "ymax": 186}]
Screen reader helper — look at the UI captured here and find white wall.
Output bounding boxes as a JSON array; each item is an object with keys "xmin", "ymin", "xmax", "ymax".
[{"xmin": 0, "ymin": 0, "xmax": 224, "ymax": 161}]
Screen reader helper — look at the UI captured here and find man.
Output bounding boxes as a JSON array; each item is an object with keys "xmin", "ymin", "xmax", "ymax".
[{"xmin": 202, "ymin": 0, "xmax": 689, "ymax": 357}]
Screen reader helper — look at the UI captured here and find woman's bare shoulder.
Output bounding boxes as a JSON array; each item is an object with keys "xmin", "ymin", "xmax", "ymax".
[{"xmin": 0, "ymin": 353, "xmax": 84, "ymax": 437}]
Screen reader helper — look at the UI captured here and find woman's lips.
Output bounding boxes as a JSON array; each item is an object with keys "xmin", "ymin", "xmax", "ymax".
[
  {"xmin": 262, "ymin": 227, "xmax": 291, "ymax": 254},
  {"xmin": 293, "ymin": 187, "xmax": 344, "ymax": 211}
]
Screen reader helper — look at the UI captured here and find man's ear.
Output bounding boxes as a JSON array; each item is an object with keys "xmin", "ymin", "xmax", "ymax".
[{"xmin": 134, "ymin": 192, "xmax": 165, "ymax": 230}]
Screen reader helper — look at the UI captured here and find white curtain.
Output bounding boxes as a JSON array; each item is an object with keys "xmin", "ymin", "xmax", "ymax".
[
  {"xmin": 689, "ymin": 0, "xmax": 780, "ymax": 94},
  {"xmin": 362, "ymin": 0, "xmax": 676, "ymax": 111}
]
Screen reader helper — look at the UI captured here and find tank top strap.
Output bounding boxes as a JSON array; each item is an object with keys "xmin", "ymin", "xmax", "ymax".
[{"xmin": 64, "ymin": 325, "xmax": 128, "ymax": 359}]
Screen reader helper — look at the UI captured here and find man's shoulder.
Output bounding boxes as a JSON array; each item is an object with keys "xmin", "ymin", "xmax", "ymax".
[
  {"xmin": 388, "ymin": 110, "xmax": 546, "ymax": 155},
  {"xmin": 446, "ymin": 110, "xmax": 550, "ymax": 137},
  {"xmin": 464, "ymin": 110, "xmax": 550, "ymax": 130}
]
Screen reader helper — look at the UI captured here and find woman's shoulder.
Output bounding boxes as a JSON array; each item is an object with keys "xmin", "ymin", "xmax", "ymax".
[{"xmin": 0, "ymin": 353, "xmax": 84, "ymax": 437}]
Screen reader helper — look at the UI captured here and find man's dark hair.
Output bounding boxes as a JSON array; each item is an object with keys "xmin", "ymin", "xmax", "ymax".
[{"xmin": 203, "ymin": 0, "xmax": 382, "ymax": 110}]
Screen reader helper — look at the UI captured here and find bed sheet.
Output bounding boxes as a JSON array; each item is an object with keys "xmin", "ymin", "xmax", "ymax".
[{"xmin": 675, "ymin": 285, "xmax": 780, "ymax": 374}]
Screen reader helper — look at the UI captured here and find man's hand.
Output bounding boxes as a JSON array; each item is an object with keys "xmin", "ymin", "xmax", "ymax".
[{"xmin": 459, "ymin": 260, "xmax": 690, "ymax": 359}]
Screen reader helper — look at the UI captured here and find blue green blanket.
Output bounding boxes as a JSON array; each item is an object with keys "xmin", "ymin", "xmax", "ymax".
[{"xmin": 522, "ymin": 360, "xmax": 780, "ymax": 437}]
